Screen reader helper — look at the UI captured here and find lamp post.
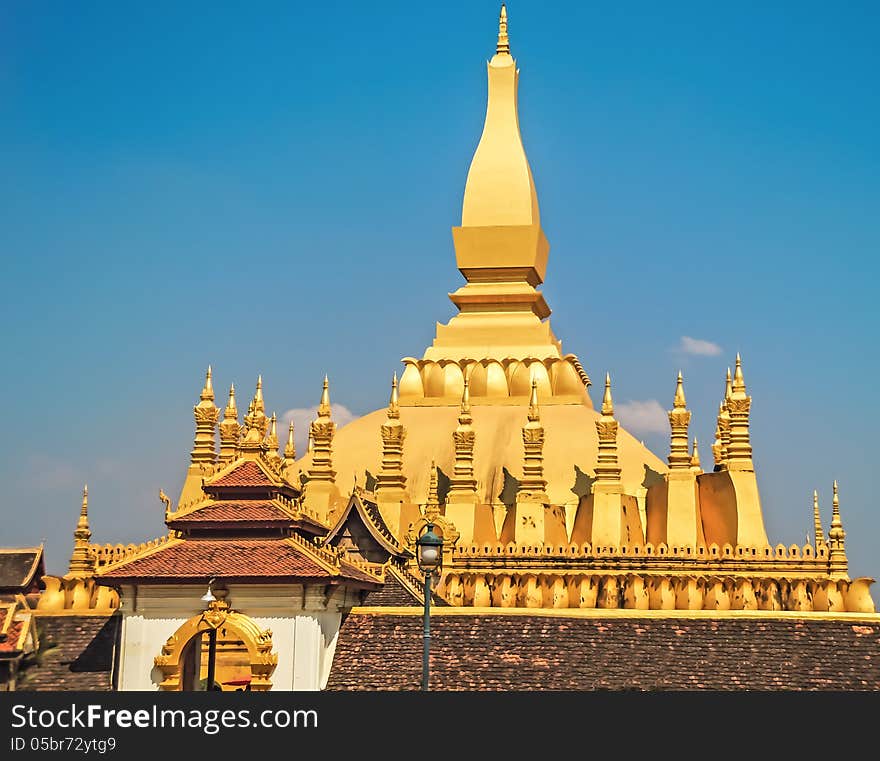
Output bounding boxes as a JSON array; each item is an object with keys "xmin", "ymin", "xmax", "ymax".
[
  {"xmin": 415, "ymin": 523, "xmax": 443, "ymax": 691},
  {"xmin": 200, "ymin": 579, "xmax": 218, "ymax": 691}
]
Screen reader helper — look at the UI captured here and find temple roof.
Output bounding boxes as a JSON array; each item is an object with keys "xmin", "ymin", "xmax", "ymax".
[
  {"xmin": 206, "ymin": 459, "xmax": 281, "ymax": 489},
  {"xmin": 97, "ymin": 537, "xmax": 381, "ymax": 587},
  {"xmin": 324, "ymin": 491, "xmax": 411, "ymax": 559},
  {"xmin": 0, "ymin": 602, "xmax": 32, "ymax": 654},
  {"xmin": 326, "ymin": 610, "xmax": 880, "ymax": 690},
  {"xmin": 0, "ymin": 547, "xmax": 45, "ymax": 593},
  {"xmin": 167, "ymin": 500, "xmax": 298, "ymax": 527}
]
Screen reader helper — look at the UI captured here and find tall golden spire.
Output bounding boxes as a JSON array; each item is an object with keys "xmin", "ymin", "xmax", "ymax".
[
  {"xmin": 265, "ymin": 412, "xmax": 281, "ymax": 464},
  {"xmin": 828, "ymin": 480, "xmax": 848, "ymax": 578},
  {"xmin": 725, "ymin": 354, "xmax": 754, "ymax": 471},
  {"xmin": 307, "ymin": 375, "xmax": 337, "ymax": 500},
  {"xmin": 218, "ymin": 383, "xmax": 240, "ymax": 463},
  {"xmin": 518, "ymin": 378, "xmax": 547, "ymax": 497},
  {"xmin": 425, "ymin": 460, "xmax": 441, "ymax": 522},
  {"xmin": 813, "ymin": 490, "xmax": 826, "ymax": 548},
  {"xmin": 190, "ymin": 366, "xmax": 219, "ymax": 467},
  {"xmin": 68, "ymin": 485, "xmax": 95, "ymax": 577},
  {"xmin": 388, "ymin": 372, "xmax": 400, "ymax": 419},
  {"xmin": 284, "ymin": 420, "xmax": 296, "ymax": 461},
  {"xmin": 377, "ymin": 374, "xmax": 408, "ymax": 498},
  {"xmin": 239, "ymin": 376, "xmax": 269, "ymax": 453},
  {"xmin": 595, "ymin": 374, "xmax": 621, "ymax": 484},
  {"xmin": 449, "ymin": 379, "xmax": 478, "ymax": 501},
  {"xmin": 690, "ymin": 438, "xmax": 702, "ymax": 474},
  {"xmin": 668, "ymin": 371, "xmax": 692, "ymax": 470},
  {"xmin": 496, "ymin": 4, "xmax": 510, "ymax": 55},
  {"xmin": 318, "ymin": 374, "xmax": 331, "ymax": 419},
  {"xmin": 716, "ymin": 368, "xmax": 733, "ymax": 470}
]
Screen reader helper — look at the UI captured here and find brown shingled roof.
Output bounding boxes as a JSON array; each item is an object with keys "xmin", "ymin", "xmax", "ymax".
[
  {"xmin": 0, "ymin": 547, "xmax": 45, "ymax": 592},
  {"xmin": 168, "ymin": 501, "xmax": 294, "ymax": 525},
  {"xmin": 207, "ymin": 460, "xmax": 276, "ymax": 488},
  {"xmin": 326, "ymin": 612, "xmax": 880, "ymax": 691},
  {"xmin": 98, "ymin": 538, "xmax": 380, "ymax": 586},
  {"xmin": 0, "ymin": 606, "xmax": 27, "ymax": 654}
]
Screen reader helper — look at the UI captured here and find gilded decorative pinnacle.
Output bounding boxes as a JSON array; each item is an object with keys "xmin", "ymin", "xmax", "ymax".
[
  {"xmin": 733, "ymin": 353, "xmax": 746, "ymax": 394},
  {"xmin": 725, "ymin": 367, "xmax": 733, "ymax": 401},
  {"xmin": 460, "ymin": 376, "xmax": 472, "ymax": 417},
  {"xmin": 284, "ymin": 420, "xmax": 296, "ymax": 460},
  {"xmin": 601, "ymin": 373, "xmax": 614, "ymax": 416},
  {"xmin": 318, "ymin": 374, "xmax": 332, "ymax": 418},
  {"xmin": 528, "ymin": 377, "xmax": 540, "ymax": 422},
  {"xmin": 496, "ymin": 4, "xmax": 510, "ymax": 55},
  {"xmin": 388, "ymin": 372, "xmax": 400, "ymax": 419},
  {"xmin": 673, "ymin": 370, "xmax": 686, "ymax": 409}
]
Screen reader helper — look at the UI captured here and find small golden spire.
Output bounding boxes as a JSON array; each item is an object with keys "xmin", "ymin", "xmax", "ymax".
[
  {"xmin": 828, "ymin": 480, "xmax": 847, "ymax": 577},
  {"xmin": 307, "ymin": 433, "xmax": 313, "ymax": 454},
  {"xmin": 496, "ymin": 4, "xmax": 510, "ymax": 55},
  {"xmin": 255, "ymin": 374, "xmax": 264, "ymax": 410},
  {"xmin": 725, "ymin": 367, "xmax": 733, "ymax": 401},
  {"xmin": 425, "ymin": 459, "xmax": 441, "ymax": 520},
  {"xmin": 318, "ymin": 374, "xmax": 331, "ymax": 418},
  {"xmin": 813, "ymin": 489, "xmax": 825, "ymax": 547},
  {"xmin": 673, "ymin": 370, "xmax": 686, "ymax": 409},
  {"xmin": 690, "ymin": 438, "xmax": 702, "ymax": 472},
  {"xmin": 224, "ymin": 383, "xmax": 237, "ymax": 417},
  {"xmin": 458, "ymin": 377, "xmax": 473, "ymax": 427},
  {"xmin": 711, "ymin": 421, "xmax": 723, "ymax": 468},
  {"xmin": 268, "ymin": 412, "xmax": 278, "ymax": 443},
  {"xmin": 601, "ymin": 373, "xmax": 614, "ymax": 416},
  {"xmin": 388, "ymin": 372, "xmax": 400, "ymax": 420},
  {"xmin": 77, "ymin": 484, "xmax": 90, "ymax": 534},
  {"xmin": 284, "ymin": 420, "xmax": 296, "ymax": 460},
  {"xmin": 200, "ymin": 365, "xmax": 214, "ymax": 401},
  {"xmin": 68, "ymin": 484, "xmax": 95, "ymax": 576},
  {"xmin": 830, "ymin": 480, "xmax": 843, "ymax": 536},
  {"xmin": 528, "ymin": 377, "xmax": 540, "ymax": 422},
  {"xmin": 732, "ymin": 352, "xmax": 746, "ymax": 394}
]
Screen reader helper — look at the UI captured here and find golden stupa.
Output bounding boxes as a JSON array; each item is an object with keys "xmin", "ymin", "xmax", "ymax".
[{"xmin": 46, "ymin": 6, "xmax": 874, "ymax": 617}]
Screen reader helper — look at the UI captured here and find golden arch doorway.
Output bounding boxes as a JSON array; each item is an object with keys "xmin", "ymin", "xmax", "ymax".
[{"xmin": 153, "ymin": 600, "xmax": 277, "ymax": 691}]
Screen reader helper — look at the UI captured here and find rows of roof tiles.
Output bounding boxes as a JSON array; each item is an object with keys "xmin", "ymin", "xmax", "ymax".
[
  {"xmin": 326, "ymin": 614, "xmax": 880, "ymax": 690},
  {"xmin": 169, "ymin": 501, "xmax": 293, "ymax": 524}
]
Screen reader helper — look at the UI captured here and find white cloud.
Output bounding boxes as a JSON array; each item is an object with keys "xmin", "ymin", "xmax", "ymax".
[
  {"xmin": 678, "ymin": 335, "xmax": 722, "ymax": 356},
  {"xmin": 615, "ymin": 399, "xmax": 668, "ymax": 434},
  {"xmin": 281, "ymin": 404, "xmax": 357, "ymax": 457}
]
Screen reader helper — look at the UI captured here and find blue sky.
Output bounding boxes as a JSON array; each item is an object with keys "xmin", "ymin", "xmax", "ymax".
[{"xmin": 1, "ymin": 1, "xmax": 878, "ymax": 579}]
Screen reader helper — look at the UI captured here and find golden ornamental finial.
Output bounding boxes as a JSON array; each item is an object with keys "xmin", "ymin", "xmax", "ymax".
[
  {"xmin": 200, "ymin": 365, "xmax": 214, "ymax": 402},
  {"xmin": 830, "ymin": 480, "xmax": 843, "ymax": 532},
  {"xmin": 270, "ymin": 412, "xmax": 277, "ymax": 438},
  {"xmin": 318, "ymin": 374, "xmax": 332, "ymax": 418},
  {"xmin": 496, "ymin": 4, "xmax": 510, "ymax": 55},
  {"xmin": 725, "ymin": 367, "xmax": 733, "ymax": 401},
  {"xmin": 528, "ymin": 377, "xmax": 540, "ymax": 422},
  {"xmin": 461, "ymin": 376, "xmax": 471, "ymax": 415},
  {"xmin": 255, "ymin": 375, "xmax": 264, "ymax": 409},
  {"xmin": 733, "ymin": 353, "xmax": 746, "ymax": 394},
  {"xmin": 79, "ymin": 484, "xmax": 89, "ymax": 524},
  {"xmin": 673, "ymin": 370, "xmax": 686, "ymax": 409},
  {"xmin": 68, "ymin": 484, "xmax": 94, "ymax": 576},
  {"xmin": 690, "ymin": 438, "xmax": 701, "ymax": 471},
  {"xmin": 284, "ymin": 420, "xmax": 296, "ymax": 460},
  {"xmin": 388, "ymin": 372, "xmax": 400, "ymax": 419},
  {"xmin": 813, "ymin": 489, "xmax": 825, "ymax": 547},
  {"xmin": 601, "ymin": 373, "xmax": 614, "ymax": 416},
  {"xmin": 223, "ymin": 383, "xmax": 237, "ymax": 418}
]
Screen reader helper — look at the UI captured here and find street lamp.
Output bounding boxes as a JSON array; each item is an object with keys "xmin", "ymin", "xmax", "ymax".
[
  {"xmin": 200, "ymin": 578, "xmax": 218, "ymax": 691},
  {"xmin": 415, "ymin": 523, "xmax": 443, "ymax": 691}
]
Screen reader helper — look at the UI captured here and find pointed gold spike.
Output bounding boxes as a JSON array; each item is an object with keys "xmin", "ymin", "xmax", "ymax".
[
  {"xmin": 733, "ymin": 353, "xmax": 746, "ymax": 393},
  {"xmin": 525, "ymin": 377, "xmax": 540, "ymax": 421},
  {"xmin": 813, "ymin": 489, "xmax": 825, "ymax": 546},
  {"xmin": 284, "ymin": 420, "xmax": 296, "ymax": 460},
  {"xmin": 601, "ymin": 373, "xmax": 614, "ymax": 416},
  {"xmin": 725, "ymin": 367, "xmax": 733, "ymax": 401},
  {"xmin": 318, "ymin": 374, "xmax": 332, "ymax": 418},
  {"xmin": 496, "ymin": 4, "xmax": 510, "ymax": 55},
  {"xmin": 224, "ymin": 384, "xmax": 237, "ymax": 417},
  {"xmin": 690, "ymin": 438, "xmax": 701, "ymax": 471},
  {"xmin": 200, "ymin": 365, "xmax": 214, "ymax": 402},
  {"xmin": 673, "ymin": 370, "xmax": 686, "ymax": 409},
  {"xmin": 388, "ymin": 372, "xmax": 400, "ymax": 419}
]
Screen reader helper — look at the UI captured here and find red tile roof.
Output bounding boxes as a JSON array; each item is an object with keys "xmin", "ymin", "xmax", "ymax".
[
  {"xmin": 168, "ymin": 501, "xmax": 294, "ymax": 525},
  {"xmin": 0, "ymin": 607, "xmax": 27, "ymax": 654},
  {"xmin": 208, "ymin": 461, "xmax": 276, "ymax": 488},
  {"xmin": 98, "ymin": 538, "xmax": 380, "ymax": 586},
  {"xmin": 326, "ymin": 613, "xmax": 880, "ymax": 691}
]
